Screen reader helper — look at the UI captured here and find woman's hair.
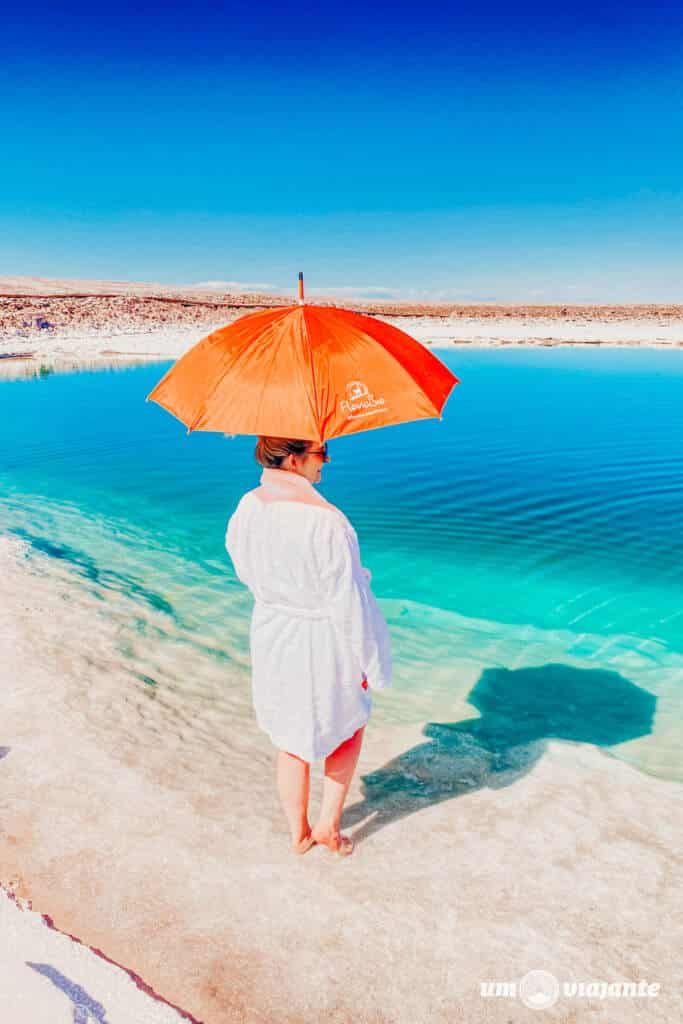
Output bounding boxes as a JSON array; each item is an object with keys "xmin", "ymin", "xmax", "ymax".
[{"xmin": 255, "ymin": 436, "xmax": 312, "ymax": 468}]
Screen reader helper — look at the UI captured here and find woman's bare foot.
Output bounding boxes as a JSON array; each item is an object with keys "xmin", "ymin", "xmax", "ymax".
[
  {"xmin": 311, "ymin": 825, "xmax": 354, "ymax": 856},
  {"xmin": 290, "ymin": 830, "xmax": 316, "ymax": 855}
]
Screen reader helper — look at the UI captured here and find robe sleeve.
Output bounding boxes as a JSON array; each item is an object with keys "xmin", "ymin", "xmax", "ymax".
[
  {"xmin": 321, "ymin": 516, "xmax": 392, "ymax": 691},
  {"xmin": 225, "ymin": 499, "xmax": 252, "ymax": 588}
]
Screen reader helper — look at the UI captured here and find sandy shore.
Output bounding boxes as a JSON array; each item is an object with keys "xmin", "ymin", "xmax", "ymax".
[
  {"xmin": 1, "ymin": 276, "xmax": 683, "ymax": 373},
  {"xmin": 1, "ymin": 535, "xmax": 681, "ymax": 1022}
]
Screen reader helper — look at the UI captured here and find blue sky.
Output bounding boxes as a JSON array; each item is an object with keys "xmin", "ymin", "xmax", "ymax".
[{"xmin": 2, "ymin": 0, "xmax": 683, "ymax": 301}]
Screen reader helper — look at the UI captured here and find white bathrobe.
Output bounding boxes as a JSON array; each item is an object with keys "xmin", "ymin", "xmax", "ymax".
[{"xmin": 225, "ymin": 467, "xmax": 392, "ymax": 762}]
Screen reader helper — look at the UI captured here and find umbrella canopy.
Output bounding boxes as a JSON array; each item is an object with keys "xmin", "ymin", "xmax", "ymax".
[{"xmin": 147, "ymin": 296, "xmax": 459, "ymax": 442}]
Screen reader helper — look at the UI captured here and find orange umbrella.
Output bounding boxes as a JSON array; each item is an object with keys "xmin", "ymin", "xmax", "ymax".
[{"xmin": 147, "ymin": 275, "xmax": 459, "ymax": 442}]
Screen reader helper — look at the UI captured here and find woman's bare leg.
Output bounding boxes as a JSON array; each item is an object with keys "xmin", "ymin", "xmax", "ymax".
[
  {"xmin": 312, "ymin": 725, "xmax": 365, "ymax": 852},
  {"xmin": 276, "ymin": 749, "xmax": 312, "ymax": 846}
]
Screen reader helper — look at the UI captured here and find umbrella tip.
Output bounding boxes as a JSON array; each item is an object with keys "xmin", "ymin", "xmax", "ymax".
[{"xmin": 298, "ymin": 271, "xmax": 304, "ymax": 305}]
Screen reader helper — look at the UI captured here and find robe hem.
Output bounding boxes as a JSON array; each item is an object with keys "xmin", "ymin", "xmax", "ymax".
[{"xmin": 256, "ymin": 709, "xmax": 372, "ymax": 763}]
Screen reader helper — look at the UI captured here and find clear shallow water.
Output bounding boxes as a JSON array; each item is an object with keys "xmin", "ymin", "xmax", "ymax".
[{"xmin": 1, "ymin": 349, "xmax": 682, "ymax": 782}]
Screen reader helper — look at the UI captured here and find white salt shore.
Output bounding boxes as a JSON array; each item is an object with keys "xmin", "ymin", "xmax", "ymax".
[
  {"xmin": 1, "ymin": 311, "xmax": 683, "ymax": 376},
  {"xmin": 1, "ymin": 535, "xmax": 681, "ymax": 1022}
]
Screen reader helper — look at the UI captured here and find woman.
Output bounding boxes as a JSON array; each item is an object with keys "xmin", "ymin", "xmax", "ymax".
[{"xmin": 225, "ymin": 436, "xmax": 392, "ymax": 857}]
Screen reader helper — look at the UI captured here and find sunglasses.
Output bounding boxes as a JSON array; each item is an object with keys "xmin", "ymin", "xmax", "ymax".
[{"xmin": 308, "ymin": 443, "xmax": 330, "ymax": 462}]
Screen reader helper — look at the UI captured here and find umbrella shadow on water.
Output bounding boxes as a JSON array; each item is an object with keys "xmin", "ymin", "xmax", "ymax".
[{"xmin": 343, "ymin": 662, "xmax": 656, "ymax": 845}]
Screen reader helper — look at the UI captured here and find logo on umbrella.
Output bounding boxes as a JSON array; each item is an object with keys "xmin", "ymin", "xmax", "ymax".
[
  {"xmin": 346, "ymin": 380, "xmax": 370, "ymax": 401},
  {"xmin": 340, "ymin": 380, "xmax": 386, "ymax": 420}
]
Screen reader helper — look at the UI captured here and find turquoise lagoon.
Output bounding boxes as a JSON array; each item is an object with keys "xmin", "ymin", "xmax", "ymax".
[{"xmin": 1, "ymin": 347, "xmax": 682, "ymax": 783}]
